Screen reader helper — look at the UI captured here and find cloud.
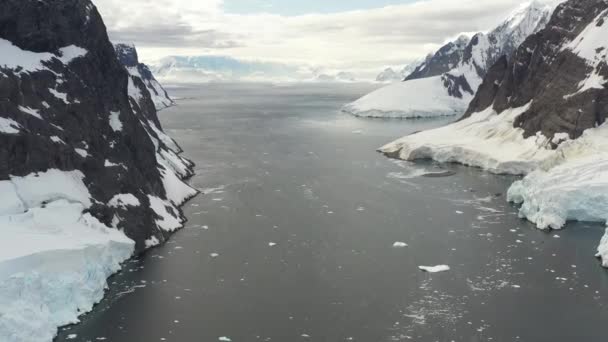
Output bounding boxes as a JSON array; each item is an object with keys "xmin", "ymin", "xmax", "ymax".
[{"xmin": 91, "ymin": 0, "xmax": 556, "ymax": 78}]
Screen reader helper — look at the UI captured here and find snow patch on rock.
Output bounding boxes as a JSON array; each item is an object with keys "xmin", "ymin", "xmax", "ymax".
[
  {"xmin": 108, "ymin": 194, "xmax": 141, "ymax": 208},
  {"xmin": 0, "ymin": 39, "xmax": 87, "ymax": 73},
  {"xmin": 0, "ymin": 117, "xmax": 23, "ymax": 134}
]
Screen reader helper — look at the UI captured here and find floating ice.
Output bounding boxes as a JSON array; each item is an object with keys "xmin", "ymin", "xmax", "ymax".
[{"xmin": 418, "ymin": 265, "xmax": 450, "ymax": 273}]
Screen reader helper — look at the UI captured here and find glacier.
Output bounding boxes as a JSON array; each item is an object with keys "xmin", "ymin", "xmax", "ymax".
[
  {"xmin": 0, "ymin": 170, "xmax": 135, "ymax": 342},
  {"xmin": 381, "ymin": 106, "xmax": 608, "ymax": 266}
]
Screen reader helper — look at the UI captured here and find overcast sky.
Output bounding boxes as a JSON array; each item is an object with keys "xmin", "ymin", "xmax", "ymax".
[{"xmin": 93, "ymin": 0, "xmax": 553, "ymax": 74}]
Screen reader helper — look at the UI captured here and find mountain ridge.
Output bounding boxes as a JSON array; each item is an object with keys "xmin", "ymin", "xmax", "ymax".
[{"xmin": 343, "ymin": 1, "xmax": 553, "ymax": 118}]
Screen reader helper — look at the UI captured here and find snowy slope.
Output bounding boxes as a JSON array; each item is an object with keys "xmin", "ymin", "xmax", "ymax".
[
  {"xmin": 381, "ymin": 0, "xmax": 608, "ymax": 267},
  {"xmin": 344, "ymin": 1, "xmax": 553, "ymax": 118},
  {"xmin": 343, "ymin": 75, "xmax": 472, "ymax": 118},
  {"xmin": 380, "ymin": 103, "xmax": 555, "ymax": 174}
]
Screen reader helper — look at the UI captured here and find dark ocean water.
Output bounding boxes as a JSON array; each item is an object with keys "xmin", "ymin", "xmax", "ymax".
[{"xmin": 57, "ymin": 83, "xmax": 608, "ymax": 342}]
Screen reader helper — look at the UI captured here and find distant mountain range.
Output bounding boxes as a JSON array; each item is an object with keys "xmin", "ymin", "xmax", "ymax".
[{"xmin": 149, "ymin": 55, "xmax": 361, "ymax": 83}]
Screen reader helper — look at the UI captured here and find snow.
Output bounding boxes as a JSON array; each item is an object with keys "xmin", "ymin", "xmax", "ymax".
[
  {"xmin": 109, "ymin": 111, "xmax": 122, "ymax": 132},
  {"xmin": 158, "ymin": 158, "xmax": 197, "ymax": 206},
  {"xmin": 0, "ymin": 39, "xmax": 87, "ymax": 73},
  {"xmin": 50, "ymin": 136, "xmax": 65, "ymax": 144},
  {"xmin": 342, "ymin": 76, "xmax": 471, "ymax": 118},
  {"xmin": 148, "ymin": 195, "xmax": 184, "ymax": 232},
  {"xmin": 419, "ymin": 265, "xmax": 451, "ymax": 273},
  {"xmin": 551, "ymin": 132, "xmax": 570, "ymax": 145},
  {"xmin": 108, "ymin": 194, "xmax": 141, "ymax": 208},
  {"xmin": 148, "ymin": 79, "xmax": 174, "ymax": 109},
  {"xmin": 145, "ymin": 236, "xmax": 160, "ymax": 249},
  {"xmin": 128, "ymin": 77, "xmax": 144, "ymax": 104},
  {"xmin": 18, "ymin": 106, "xmax": 42, "ymax": 120},
  {"xmin": 126, "ymin": 66, "xmax": 173, "ymax": 110},
  {"xmin": 382, "ymin": 98, "xmax": 608, "ymax": 266},
  {"xmin": 149, "ymin": 120, "xmax": 182, "ymax": 153},
  {"xmin": 49, "ymin": 88, "xmax": 69, "ymax": 103},
  {"xmin": 507, "ymin": 123, "xmax": 608, "ymax": 230},
  {"xmin": 57, "ymin": 46, "xmax": 88, "ymax": 64},
  {"xmin": 0, "ymin": 169, "xmax": 134, "ymax": 342},
  {"xmin": 563, "ymin": 9, "xmax": 608, "ymax": 95},
  {"xmin": 380, "ymin": 103, "xmax": 555, "ymax": 175},
  {"xmin": 159, "ymin": 148, "xmax": 192, "ymax": 178},
  {"xmin": 74, "ymin": 148, "xmax": 89, "ymax": 158},
  {"xmin": 9, "ymin": 170, "xmax": 92, "ymax": 209},
  {"xmin": 0, "ymin": 117, "xmax": 23, "ymax": 134}
]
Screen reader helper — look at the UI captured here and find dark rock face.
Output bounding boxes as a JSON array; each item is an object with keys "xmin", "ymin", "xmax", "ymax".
[
  {"xmin": 441, "ymin": 73, "xmax": 474, "ymax": 99},
  {"xmin": 0, "ymin": 0, "xmax": 196, "ymax": 252},
  {"xmin": 464, "ymin": 0, "xmax": 608, "ymax": 141},
  {"xmin": 401, "ymin": 1, "xmax": 552, "ymax": 109},
  {"xmin": 405, "ymin": 35, "xmax": 470, "ymax": 81},
  {"xmin": 114, "ymin": 43, "xmax": 174, "ymax": 110}
]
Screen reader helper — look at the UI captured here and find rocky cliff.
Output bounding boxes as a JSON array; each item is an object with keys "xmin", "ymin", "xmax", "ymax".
[
  {"xmin": 114, "ymin": 43, "xmax": 174, "ymax": 110},
  {"xmin": 0, "ymin": 0, "xmax": 197, "ymax": 340},
  {"xmin": 464, "ymin": 0, "xmax": 608, "ymax": 141},
  {"xmin": 0, "ymin": 0, "xmax": 197, "ymax": 253}
]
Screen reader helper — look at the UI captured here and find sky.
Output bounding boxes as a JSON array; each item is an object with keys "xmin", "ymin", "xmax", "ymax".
[{"xmin": 92, "ymin": 0, "xmax": 554, "ymax": 78}]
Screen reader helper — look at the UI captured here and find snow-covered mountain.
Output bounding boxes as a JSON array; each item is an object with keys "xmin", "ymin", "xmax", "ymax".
[
  {"xmin": 150, "ymin": 55, "xmax": 304, "ymax": 83},
  {"xmin": 150, "ymin": 55, "xmax": 366, "ymax": 83},
  {"xmin": 343, "ymin": 1, "xmax": 553, "ymax": 118},
  {"xmin": 0, "ymin": 1, "xmax": 196, "ymax": 341},
  {"xmin": 375, "ymin": 63, "xmax": 419, "ymax": 83},
  {"xmin": 316, "ymin": 71, "xmax": 357, "ymax": 83},
  {"xmin": 381, "ymin": 0, "xmax": 608, "ymax": 267},
  {"xmin": 115, "ymin": 44, "xmax": 174, "ymax": 110},
  {"xmin": 405, "ymin": 35, "xmax": 471, "ymax": 81}
]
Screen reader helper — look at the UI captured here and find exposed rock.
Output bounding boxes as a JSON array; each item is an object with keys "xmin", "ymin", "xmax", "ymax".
[
  {"xmin": 0, "ymin": 0, "xmax": 197, "ymax": 252},
  {"xmin": 114, "ymin": 43, "xmax": 174, "ymax": 110},
  {"xmin": 405, "ymin": 35, "xmax": 470, "ymax": 81},
  {"xmin": 464, "ymin": 0, "xmax": 608, "ymax": 141}
]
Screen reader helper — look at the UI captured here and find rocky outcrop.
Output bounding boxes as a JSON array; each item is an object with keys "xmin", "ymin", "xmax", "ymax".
[
  {"xmin": 439, "ymin": 0, "xmax": 553, "ymax": 100},
  {"xmin": 0, "ymin": 0, "xmax": 197, "ymax": 252},
  {"xmin": 114, "ymin": 43, "xmax": 174, "ymax": 110},
  {"xmin": 464, "ymin": 0, "xmax": 608, "ymax": 141},
  {"xmin": 405, "ymin": 35, "xmax": 470, "ymax": 81}
]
